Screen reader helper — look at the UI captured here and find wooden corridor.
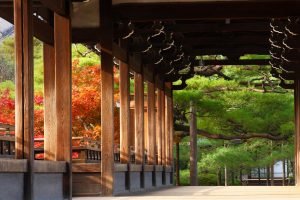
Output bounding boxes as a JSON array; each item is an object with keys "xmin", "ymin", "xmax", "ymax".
[
  {"xmin": 1, "ymin": 0, "xmax": 300, "ymax": 199},
  {"xmin": 75, "ymin": 186, "xmax": 300, "ymax": 200}
]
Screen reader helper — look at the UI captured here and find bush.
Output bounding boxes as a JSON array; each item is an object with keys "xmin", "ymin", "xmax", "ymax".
[{"xmin": 179, "ymin": 170, "xmax": 218, "ymax": 186}]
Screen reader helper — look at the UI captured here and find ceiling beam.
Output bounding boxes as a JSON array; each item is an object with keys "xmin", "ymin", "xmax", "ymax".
[
  {"xmin": 0, "ymin": 7, "xmax": 54, "ymax": 45},
  {"xmin": 167, "ymin": 21, "xmax": 270, "ymax": 33},
  {"xmin": 194, "ymin": 59, "xmax": 271, "ymax": 66},
  {"xmin": 184, "ymin": 35, "xmax": 269, "ymax": 46},
  {"xmin": 0, "ymin": 0, "xmax": 69, "ymax": 16},
  {"xmin": 72, "ymin": 28, "xmax": 101, "ymax": 43},
  {"xmin": 0, "ymin": 0, "xmax": 42, "ymax": 7},
  {"xmin": 114, "ymin": 1, "xmax": 300, "ymax": 21},
  {"xmin": 193, "ymin": 46, "xmax": 269, "ymax": 56},
  {"xmin": 39, "ymin": 0, "xmax": 67, "ymax": 16}
]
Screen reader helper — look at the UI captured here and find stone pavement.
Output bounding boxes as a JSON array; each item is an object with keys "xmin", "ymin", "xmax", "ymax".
[{"xmin": 75, "ymin": 186, "xmax": 300, "ymax": 200}]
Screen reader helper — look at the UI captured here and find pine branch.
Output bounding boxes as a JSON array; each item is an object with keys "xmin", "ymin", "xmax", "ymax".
[{"xmin": 175, "ymin": 124, "xmax": 288, "ymax": 141}]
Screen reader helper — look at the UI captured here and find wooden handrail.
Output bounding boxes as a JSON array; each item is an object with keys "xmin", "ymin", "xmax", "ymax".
[
  {"xmin": 0, "ymin": 135, "xmax": 151, "ymax": 164},
  {"xmin": 0, "ymin": 123, "xmax": 15, "ymax": 131}
]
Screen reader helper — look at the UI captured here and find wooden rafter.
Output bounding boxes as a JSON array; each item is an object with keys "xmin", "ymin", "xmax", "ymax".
[
  {"xmin": 166, "ymin": 21, "xmax": 270, "ymax": 33},
  {"xmin": 195, "ymin": 59, "xmax": 271, "ymax": 66},
  {"xmin": 113, "ymin": 1, "xmax": 300, "ymax": 21}
]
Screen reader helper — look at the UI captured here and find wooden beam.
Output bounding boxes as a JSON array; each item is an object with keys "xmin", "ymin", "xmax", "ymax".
[
  {"xmin": 195, "ymin": 59, "xmax": 271, "ymax": 66},
  {"xmin": 72, "ymin": 28, "xmax": 102, "ymax": 43},
  {"xmin": 100, "ymin": 0, "xmax": 114, "ymax": 196},
  {"xmin": 134, "ymin": 72, "xmax": 145, "ymax": 164},
  {"xmin": 165, "ymin": 92, "xmax": 170, "ymax": 166},
  {"xmin": 33, "ymin": 16, "xmax": 54, "ymax": 45},
  {"xmin": 0, "ymin": 7, "xmax": 54, "ymax": 45},
  {"xmin": 161, "ymin": 89, "xmax": 166, "ymax": 166},
  {"xmin": 39, "ymin": 0, "xmax": 66, "ymax": 16},
  {"xmin": 193, "ymin": 46, "xmax": 269, "ymax": 56},
  {"xmin": 129, "ymin": 54, "xmax": 142, "ymax": 74},
  {"xmin": 114, "ymin": 1, "xmax": 300, "ymax": 21},
  {"xmin": 14, "ymin": 0, "xmax": 34, "ymax": 199},
  {"xmin": 0, "ymin": 123, "xmax": 15, "ymax": 131},
  {"xmin": 190, "ymin": 101, "xmax": 197, "ymax": 186},
  {"xmin": 43, "ymin": 43, "xmax": 56, "ymax": 161},
  {"xmin": 119, "ymin": 61, "xmax": 130, "ymax": 163},
  {"xmin": 54, "ymin": 13, "xmax": 72, "ymax": 199},
  {"xmin": 165, "ymin": 82, "xmax": 173, "ymax": 166},
  {"xmin": 167, "ymin": 21, "xmax": 270, "ymax": 33},
  {"xmin": 147, "ymin": 81, "xmax": 156, "ymax": 165},
  {"xmin": 0, "ymin": 7, "xmax": 14, "ymax": 22},
  {"xmin": 155, "ymin": 75, "xmax": 165, "ymax": 93},
  {"xmin": 0, "ymin": 0, "xmax": 42, "ymax": 7},
  {"xmin": 169, "ymin": 94, "xmax": 174, "ymax": 167},
  {"xmin": 100, "ymin": 51, "xmax": 115, "ymax": 196},
  {"xmin": 185, "ymin": 35, "xmax": 269, "ymax": 46},
  {"xmin": 295, "ymin": 78, "xmax": 300, "ymax": 186},
  {"xmin": 156, "ymin": 89, "xmax": 163, "ymax": 165}
]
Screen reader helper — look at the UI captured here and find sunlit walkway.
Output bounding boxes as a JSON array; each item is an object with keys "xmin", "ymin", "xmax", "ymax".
[{"xmin": 76, "ymin": 186, "xmax": 300, "ymax": 200}]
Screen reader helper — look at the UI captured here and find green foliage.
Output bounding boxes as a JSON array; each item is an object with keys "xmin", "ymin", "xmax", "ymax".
[
  {"xmin": 174, "ymin": 64, "xmax": 295, "ymax": 186},
  {"xmin": 33, "ymin": 38, "xmax": 44, "ymax": 92},
  {"xmin": 179, "ymin": 170, "xmax": 218, "ymax": 186},
  {"xmin": 0, "ymin": 80, "xmax": 14, "ymax": 92},
  {"xmin": 0, "ymin": 36, "xmax": 15, "ymax": 82},
  {"xmin": 72, "ymin": 44, "xmax": 100, "ymax": 67}
]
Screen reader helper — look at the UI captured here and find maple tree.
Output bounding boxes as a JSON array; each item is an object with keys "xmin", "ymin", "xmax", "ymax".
[
  {"xmin": 0, "ymin": 88, "xmax": 14, "ymax": 125},
  {"xmin": 72, "ymin": 59, "xmax": 120, "ymax": 143},
  {"xmin": 0, "ymin": 60, "xmax": 121, "ymax": 145}
]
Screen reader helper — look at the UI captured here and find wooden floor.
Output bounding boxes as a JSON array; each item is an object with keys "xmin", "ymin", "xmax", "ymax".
[{"xmin": 75, "ymin": 186, "xmax": 300, "ymax": 200}]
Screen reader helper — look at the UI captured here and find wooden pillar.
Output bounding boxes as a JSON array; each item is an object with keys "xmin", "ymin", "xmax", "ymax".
[
  {"xmin": 101, "ymin": 51, "xmax": 114, "ymax": 195},
  {"xmin": 14, "ymin": 0, "xmax": 34, "ymax": 199},
  {"xmin": 147, "ymin": 82, "xmax": 156, "ymax": 165},
  {"xmin": 190, "ymin": 101, "xmax": 198, "ymax": 186},
  {"xmin": 54, "ymin": 13, "xmax": 72, "ymax": 199},
  {"xmin": 156, "ymin": 89, "xmax": 163, "ymax": 165},
  {"xmin": 43, "ymin": 43, "xmax": 55, "ymax": 161},
  {"xmin": 170, "ymin": 95, "xmax": 174, "ymax": 166},
  {"xmin": 144, "ymin": 103, "xmax": 148, "ymax": 158},
  {"xmin": 134, "ymin": 72, "xmax": 144, "ymax": 164},
  {"xmin": 161, "ymin": 90, "xmax": 166, "ymax": 166},
  {"xmin": 100, "ymin": 0, "xmax": 114, "ymax": 196},
  {"xmin": 165, "ymin": 93, "xmax": 170, "ymax": 166},
  {"xmin": 119, "ymin": 61, "xmax": 130, "ymax": 163},
  {"xmin": 294, "ymin": 78, "xmax": 300, "ymax": 186}
]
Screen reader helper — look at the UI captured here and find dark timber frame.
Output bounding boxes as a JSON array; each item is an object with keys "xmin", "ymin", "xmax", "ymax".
[{"xmin": 0, "ymin": 0, "xmax": 300, "ymax": 199}]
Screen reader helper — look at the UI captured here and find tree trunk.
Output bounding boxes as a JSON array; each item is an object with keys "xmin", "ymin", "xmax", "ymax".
[
  {"xmin": 224, "ymin": 165, "xmax": 228, "ymax": 186},
  {"xmin": 270, "ymin": 163, "xmax": 275, "ymax": 186},
  {"xmin": 287, "ymin": 160, "xmax": 290, "ymax": 186},
  {"xmin": 217, "ymin": 169, "xmax": 222, "ymax": 186},
  {"xmin": 189, "ymin": 101, "xmax": 198, "ymax": 186},
  {"xmin": 258, "ymin": 167, "xmax": 261, "ymax": 185},
  {"xmin": 283, "ymin": 160, "xmax": 286, "ymax": 186},
  {"xmin": 266, "ymin": 166, "xmax": 270, "ymax": 186}
]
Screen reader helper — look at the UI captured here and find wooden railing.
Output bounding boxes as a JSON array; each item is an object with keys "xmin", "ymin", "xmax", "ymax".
[
  {"xmin": 0, "ymin": 134, "xmax": 15, "ymax": 159},
  {"xmin": 0, "ymin": 134, "xmax": 154, "ymax": 164},
  {"xmin": 0, "ymin": 134, "xmax": 158, "ymax": 164}
]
